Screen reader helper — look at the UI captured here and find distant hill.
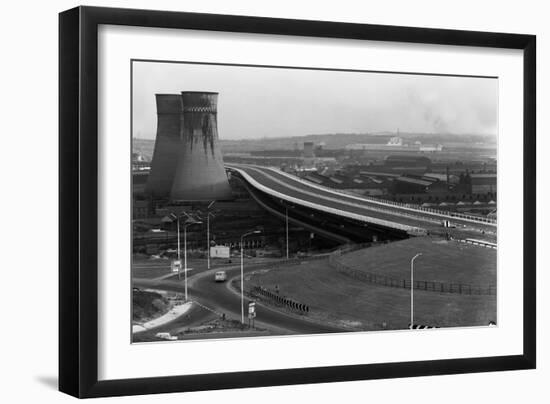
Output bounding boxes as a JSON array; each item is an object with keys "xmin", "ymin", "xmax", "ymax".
[
  {"xmin": 133, "ymin": 131, "xmax": 496, "ymax": 156},
  {"xmin": 219, "ymin": 132, "xmax": 496, "ymax": 152},
  {"xmin": 220, "ymin": 133, "xmax": 390, "ymax": 152}
]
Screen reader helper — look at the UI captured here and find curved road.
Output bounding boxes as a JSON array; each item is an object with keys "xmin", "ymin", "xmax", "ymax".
[
  {"xmin": 134, "ymin": 261, "xmax": 344, "ymax": 336},
  {"xmin": 227, "ymin": 164, "xmax": 496, "ymax": 237}
]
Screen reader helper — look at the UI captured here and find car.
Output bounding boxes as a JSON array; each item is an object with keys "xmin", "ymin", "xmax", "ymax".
[{"xmin": 214, "ymin": 270, "xmax": 227, "ymax": 282}]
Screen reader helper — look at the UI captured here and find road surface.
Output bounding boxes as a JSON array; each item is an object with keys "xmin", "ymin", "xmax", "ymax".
[
  {"xmin": 228, "ymin": 164, "xmax": 496, "ymax": 238},
  {"xmin": 133, "ymin": 259, "xmax": 344, "ymax": 336}
]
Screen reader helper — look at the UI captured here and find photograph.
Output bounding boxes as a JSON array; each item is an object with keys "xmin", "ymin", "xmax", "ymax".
[{"xmin": 130, "ymin": 60, "xmax": 498, "ymax": 343}]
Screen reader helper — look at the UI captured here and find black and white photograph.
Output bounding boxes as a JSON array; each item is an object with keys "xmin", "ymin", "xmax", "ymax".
[
  {"xmin": 1, "ymin": 0, "xmax": 544, "ymax": 401},
  {"xmin": 131, "ymin": 60, "xmax": 498, "ymax": 343}
]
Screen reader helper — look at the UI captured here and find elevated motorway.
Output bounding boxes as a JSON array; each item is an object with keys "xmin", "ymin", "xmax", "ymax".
[{"xmin": 226, "ymin": 164, "xmax": 496, "ymax": 239}]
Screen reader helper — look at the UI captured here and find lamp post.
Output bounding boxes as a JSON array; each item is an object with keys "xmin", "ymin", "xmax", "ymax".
[
  {"xmin": 182, "ymin": 220, "xmax": 202, "ymax": 301},
  {"xmin": 410, "ymin": 253, "xmax": 422, "ymax": 329},
  {"xmin": 206, "ymin": 201, "xmax": 216, "ymax": 270},
  {"xmin": 285, "ymin": 206, "xmax": 289, "ymax": 260},
  {"xmin": 174, "ymin": 212, "xmax": 202, "ymax": 301},
  {"xmin": 176, "ymin": 215, "xmax": 181, "ymax": 280},
  {"xmin": 240, "ymin": 229, "xmax": 261, "ymax": 324}
]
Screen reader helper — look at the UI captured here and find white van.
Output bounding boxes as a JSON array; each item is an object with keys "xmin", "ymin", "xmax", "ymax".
[{"xmin": 214, "ymin": 270, "xmax": 227, "ymax": 282}]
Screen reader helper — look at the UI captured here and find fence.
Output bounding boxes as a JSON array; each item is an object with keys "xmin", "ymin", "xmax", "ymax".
[
  {"xmin": 355, "ymin": 194, "xmax": 497, "ymax": 225},
  {"xmin": 458, "ymin": 238, "xmax": 497, "ymax": 250},
  {"xmin": 329, "ymin": 249, "xmax": 496, "ymax": 296},
  {"xmin": 274, "ymin": 166, "xmax": 497, "ymax": 226},
  {"xmin": 251, "ymin": 286, "xmax": 310, "ymax": 314}
]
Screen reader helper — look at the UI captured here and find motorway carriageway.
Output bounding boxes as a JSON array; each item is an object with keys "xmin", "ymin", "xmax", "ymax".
[{"xmin": 228, "ymin": 164, "xmax": 496, "ymax": 235}]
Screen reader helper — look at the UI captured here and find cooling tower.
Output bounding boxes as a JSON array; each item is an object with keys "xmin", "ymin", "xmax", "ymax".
[
  {"xmin": 145, "ymin": 94, "xmax": 183, "ymax": 197},
  {"xmin": 170, "ymin": 92, "xmax": 232, "ymax": 201}
]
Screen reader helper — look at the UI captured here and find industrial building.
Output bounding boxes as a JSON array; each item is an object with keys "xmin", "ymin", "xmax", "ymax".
[
  {"xmin": 133, "ymin": 200, "xmax": 150, "ymax": 219},
  {"xmin": 383, "ymin": 154, "xmax": 432, "ymax": 169},
  {"xmin": 469, "ymin": 173, "xmax": 497, "ymax": 194},
  {"xmin": 345, "ymin": 136, "xmax": 443, "ymax": 152},
  {"xmin": 303, "ymin": 141, "xmax": 315, "ymax": 158}
]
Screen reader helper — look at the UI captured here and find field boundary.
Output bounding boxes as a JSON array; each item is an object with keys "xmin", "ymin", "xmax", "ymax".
[{"xmin": 329, "ymin": 247, "xmax": 496, "ymax": 296}]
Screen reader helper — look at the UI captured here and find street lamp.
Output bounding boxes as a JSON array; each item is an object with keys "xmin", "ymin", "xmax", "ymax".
[
  {"xmin": 410, "ymin": 253, "xmax": 422, "ymax": 329},
  {"xmin": 175, "ymin": 213, "xmax": 202, "ymax": 301},
  {"xmin": 240, "ymin": 229, "xmax": 261, "ymax": 324},
  {"xmin": 206, "ymin": 201, "xmax": 216, "ymax": 270},
  {"xmin": 285, "ymin": 206, "xmax": 289, "ymax": 260}
]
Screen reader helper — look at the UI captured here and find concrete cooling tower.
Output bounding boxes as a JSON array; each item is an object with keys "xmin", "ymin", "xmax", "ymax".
[
  {"xmin": 169, "ymin": 91, "xmax": 232, "ymax": 201},
  {"xmin": 145, "ymin": 94, "xmax": 183, "ymax": 197}
]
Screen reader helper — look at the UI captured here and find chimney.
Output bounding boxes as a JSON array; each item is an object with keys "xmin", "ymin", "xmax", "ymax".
[{"xmin": 303, "ymin": 141, "xmax": 315, "ymax": 158}]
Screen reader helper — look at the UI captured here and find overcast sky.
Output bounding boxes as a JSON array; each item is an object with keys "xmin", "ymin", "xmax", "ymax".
[{"xmin": 132, "ymin": 61, "xmax": 497, "ymax": 140}]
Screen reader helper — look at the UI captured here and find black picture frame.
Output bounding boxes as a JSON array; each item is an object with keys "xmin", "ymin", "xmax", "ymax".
[{"xmin": 59, "ymin": 6, "xmax": 536, "ymax": 398}]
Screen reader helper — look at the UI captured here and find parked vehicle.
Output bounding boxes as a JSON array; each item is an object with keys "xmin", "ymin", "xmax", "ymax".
[{"xmin": 155, "ymin": 332, "xmax": 177, "ymax": 341}]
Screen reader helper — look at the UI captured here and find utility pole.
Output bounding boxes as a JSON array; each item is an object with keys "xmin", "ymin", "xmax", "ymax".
[
  {"xmin": 176, "ymin": 216, "xmax": 181, "ymax": 281},
  {"xmin": 285, "ymin": 206, "xmax": 289, "ymax": 260},
  {"xmin": 240, "ymin": 230, "xmax": 262, "ymax": 324},
  {"xmin": 410, "ymin": 253, "xmax": 422, "ymax": 328},
  {"xmin": 181, "ymin": 216, "xmax": 202, "ymax": 301},
  {"xmin": 207, "ymin": 212, "xmax": 210, "ymax": 270},
  {"xmin": 184, "ymin": 223, "xmax": 188, "ymax": 300},
  {"xmin": 206, "ymin": 201, "xmax": 215, "ymax": 270}
]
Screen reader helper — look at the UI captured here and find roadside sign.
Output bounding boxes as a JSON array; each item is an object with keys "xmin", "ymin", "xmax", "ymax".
[
  {"xmin": 171, "ymin": 259, "xmax": 182, "ymax": 273},
  {"xmin": 248, "ymin": 302, "xmax": 256, "ymax": 318},
  {"xmin": 211, "ymin": 245, "xmax": 230, "ymax": 258}
]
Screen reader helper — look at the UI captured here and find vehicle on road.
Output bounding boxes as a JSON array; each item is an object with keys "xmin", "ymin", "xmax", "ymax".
[{"xmin": 214, "ymin": 270, "xmax": 227, "ymax": 282}]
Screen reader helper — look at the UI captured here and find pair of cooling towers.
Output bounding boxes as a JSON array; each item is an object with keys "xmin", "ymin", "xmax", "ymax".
[{"xmin": 145, "ymin": 92, "xmax": 233, "ymax": 202}]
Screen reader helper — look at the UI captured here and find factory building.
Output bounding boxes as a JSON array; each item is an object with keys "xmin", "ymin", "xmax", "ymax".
[
  {"xmin": 133, "ymin": 200, "xmax": 150, "ymax": 219},
  {"xmin": 303, "ymin": 141, "xmax": 315, "ymax": 158},
  {"xmin": 469, "ymin": 173, "xmax": 497, "ymax": 194},
  {"xmin": 384, "ymin": 154, "xmax": 432, "ymax": 169}
]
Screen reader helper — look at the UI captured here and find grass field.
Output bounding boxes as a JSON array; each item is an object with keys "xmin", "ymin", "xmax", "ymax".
[
  {"xmin": 247, "ymin": 239, "xmax": 496, "ymax": 330},
  {"xmin": 339, "ymin": 236, "xmax": 496, "ymax": 286}
]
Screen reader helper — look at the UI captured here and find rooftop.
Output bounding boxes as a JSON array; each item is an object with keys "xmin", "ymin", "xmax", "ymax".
[{"xmin": 395, "ymin": 176, "xmax": 433, "ymax": 186}]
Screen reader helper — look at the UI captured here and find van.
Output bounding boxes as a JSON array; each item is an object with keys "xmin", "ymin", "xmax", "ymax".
[{"xmin": 214, "ymin": 270, "xmax": 227, "ymax": 282}]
